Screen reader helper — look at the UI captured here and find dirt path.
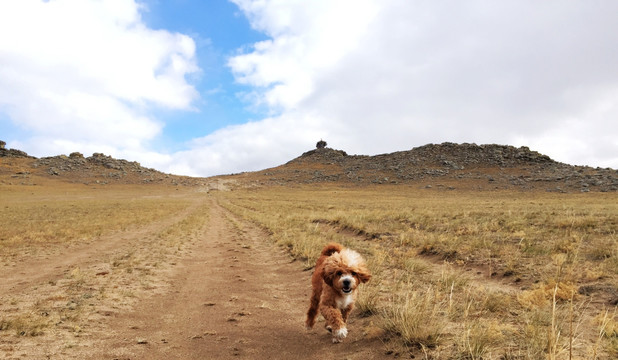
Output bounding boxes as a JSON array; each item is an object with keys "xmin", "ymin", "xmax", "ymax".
[
  {"xmin": 93, "ymin": 200, "xmax": 390, "ymax": 360},
  {"xmin": 1, "ymin": 197, "xmax": 391, "ymax": 359}
]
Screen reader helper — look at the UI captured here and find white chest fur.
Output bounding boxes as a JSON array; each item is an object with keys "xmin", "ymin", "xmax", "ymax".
[{"xmin": 336, "ymin": 294, "xmax": 354, "ymax": 310}]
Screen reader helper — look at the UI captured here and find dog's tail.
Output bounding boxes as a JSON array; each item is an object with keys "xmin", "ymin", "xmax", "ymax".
[{"xmin": 321, "ymin": 243, "xmax": 344, "ymax": 257}]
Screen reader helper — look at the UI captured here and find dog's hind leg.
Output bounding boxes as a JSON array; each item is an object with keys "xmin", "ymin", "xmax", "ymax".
[{"xmin": 305, "ymin": 290, "xmax": 321, "ymax": 329}]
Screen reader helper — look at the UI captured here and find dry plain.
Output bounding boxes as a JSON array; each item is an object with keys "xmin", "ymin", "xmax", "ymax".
[{"xmin": 1, "ymin": 168, "xmax": 617, "ymax": 359}]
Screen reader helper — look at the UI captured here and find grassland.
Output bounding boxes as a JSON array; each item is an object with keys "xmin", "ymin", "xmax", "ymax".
[
  {"xmin": 1, "ymin": 184, "xmax": 190, "ymax": 253},
  {"xmin": 218, "ymin": 185, "xmax": 618, "ymax": 359},
  {"xmin": 1, "ymin": 176, "xmax": 616, "ymax": 359},
  {"xmin": 0, "ymin": 183, "xmax": 210, "ymax": 355}
]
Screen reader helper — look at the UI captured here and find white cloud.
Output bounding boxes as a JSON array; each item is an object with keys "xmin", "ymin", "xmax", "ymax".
[
  {"xmin": 2, "ymin": 0, "xmax": 617, "ymax": 177},
  {"xmin": 228, "ymin": 0, "xmax": 379, "ymax": 111},
  {"xmin": 166, "ymin": 112, "xmax": 329, "ymax": 176},
  {"xmin": 195, "ymin": 0, "xmax": 617, "ymax": 175},
  {"xmin": 0, "ymin": 0, "xmax": 198, "ymax": 158}
]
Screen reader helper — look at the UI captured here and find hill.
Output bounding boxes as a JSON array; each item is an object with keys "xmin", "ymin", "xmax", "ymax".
[
  {"xmin": 2, "ymin": 140, "xmax": 617, "ymax": 192},
  {"xmin": 0, "ymin": 143, "xmax": 205, "ymax": 187},
  {"xmin": 231, "ymin": 143, "xmax": 618, "ymax": 192}
]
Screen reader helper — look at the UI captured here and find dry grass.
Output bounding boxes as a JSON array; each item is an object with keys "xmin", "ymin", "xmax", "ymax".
[
  {"xmin": 381, "ymin": 285, "xmax": 447, "ymax": 349},
  {"xmin": 218, "ymin": 184, "xmax": 618, "ymax": 359},
  {"xmin": 0, "ymin": 185, "xmax": 190, "ymax": 253},
  {"xmin": 0, "ymin": 184, "xmax": 209, "ymax": 343},
  {"xmin": 2, "ymin": 178, "xmax": 616, "ymax": 358}
]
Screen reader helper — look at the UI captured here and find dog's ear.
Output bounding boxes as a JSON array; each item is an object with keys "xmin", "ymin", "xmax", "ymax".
[
  {"xmin": 322, "ymin": 267, "xmax": 335, "ymax": 287},
  {"xmin": 357, "ymin": 271, "xmax": 371, "ymax": 284},
  {"xmin": 354, "ymin": 265, "xmax": 371, "ymax": 284},
  {"xmin": 323, "ymin": 258, "xmax": 340, "ymax": 287},
  {"xmin": 322, "ymin": 255, "xmax": 341, "ymax": 287}
]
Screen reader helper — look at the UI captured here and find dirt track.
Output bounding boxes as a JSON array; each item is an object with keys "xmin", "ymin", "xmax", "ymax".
[{"xmin": 1, "ymin": 196, "xmax": 391, "ymax": 359}]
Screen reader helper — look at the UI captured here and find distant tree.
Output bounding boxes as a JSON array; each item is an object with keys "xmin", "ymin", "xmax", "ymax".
[{"xmin": 316, "ymin": 139, "xmax": 327, "ymax": 149}]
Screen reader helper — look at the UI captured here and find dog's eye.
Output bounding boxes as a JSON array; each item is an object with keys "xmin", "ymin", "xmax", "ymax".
[
  {"xmin": 351, "ymin": 271, "xmax": 357, "ymax": 276},
  {"xmin": 336, "ymin": 271, "xmax": 343, "ymax": 276}
]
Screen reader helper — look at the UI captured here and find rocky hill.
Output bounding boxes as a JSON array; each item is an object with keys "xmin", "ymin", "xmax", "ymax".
[
  {"xmin": 235, "ymin": 143, "xmax": 618, "ymax": 192},
  {"xmin": 0, "ymin": 143, "xmax": 204, "ymax": 186},
  {"xmin": 2, "ymin": 140, "xmax": 617, "ymax": 192}
]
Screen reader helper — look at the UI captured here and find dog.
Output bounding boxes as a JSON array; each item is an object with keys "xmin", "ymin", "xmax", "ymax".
[{"xmin": 305, "ymin": 243, "xmax": 371, "ymax": 343}]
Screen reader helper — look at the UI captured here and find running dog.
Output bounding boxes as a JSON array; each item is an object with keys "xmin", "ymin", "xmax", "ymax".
[{"xmin": 305, "ymin": 243, "xmax": 371, "ymax": 343}]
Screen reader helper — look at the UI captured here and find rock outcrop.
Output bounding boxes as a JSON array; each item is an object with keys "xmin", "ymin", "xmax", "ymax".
[
  {"xmin": 256, "ymin": 143, "xmax": 618, "ymax": 192},
  {"xmin": 31, "ymin": 152, "xmax": 182, "ymax": 184},
  {"xmin": 0, "ymin": 140, "xmax": 34, "ymax": 158}
]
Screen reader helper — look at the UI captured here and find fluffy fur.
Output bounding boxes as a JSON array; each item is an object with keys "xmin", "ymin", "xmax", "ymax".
[{"xmin": 305, "ymin": 243, "xmax": 371, "ymax": 343}]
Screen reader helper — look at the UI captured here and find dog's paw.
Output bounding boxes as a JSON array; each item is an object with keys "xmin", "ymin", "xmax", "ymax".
[
  {"xmin": 305, "ymin": 324, "xmax": 313, "ymax": 331},
  {"xmin": 331, "ymin": 327, "xmax": 348, "ymax": 343},
  {"xmin": 334, "ymin": 327, "xmax": 348, "ymax": 338}
]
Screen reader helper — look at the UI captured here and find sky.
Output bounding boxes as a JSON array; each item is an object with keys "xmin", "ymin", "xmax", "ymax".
[{"xmin": 1, "ymin": 0, "xmax": 617, "ymax": 177}]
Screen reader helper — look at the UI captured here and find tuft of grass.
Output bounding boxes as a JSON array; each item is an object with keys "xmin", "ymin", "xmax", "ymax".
[
  {"xmin": 438, "ymin": 267, "xmax": 469, "ymax": 293},
  {"xmin": 481, "ymin": 289, "xmax": 513, "ymax": 314},
  {"xmin": 518, "ymin": 281, "xmax": 577, "ymax": 309},
  {"xmin": 355, "ymin": 282, "xmax": 380, "ymax": 317},
  {"xmin": 592, "ymin": 307, "xmax": 618, "ymax": 359},
  {"xmin": 0, "ymin": 314, "xmax": 49, "ymax": 337},
  {"xmin": 457, "ymin": 319, "xmax": 505, "ymax": 360},
  {"xmin": 380, "ymin": 286, "xmax": 446, "ymax": 349},
  {"xmin": 403, "ymin": 257, "xmax": 431, "ymax": 275}
]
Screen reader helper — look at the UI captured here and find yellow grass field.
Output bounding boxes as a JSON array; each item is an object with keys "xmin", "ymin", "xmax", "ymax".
[
  {"xmin": 1, "ymin": 184, "xmax": 191, "ymax": 253},
  {"xmin": 0, "ymin": 183, "xmax": 209, "ymax": 351},
  {"xmin": 1, "ymin": 179, "xmax": 617, "ymax": 359},
  {"xmin": 218, "ymin": 185, "xmax": 618, "ymax": 359}
]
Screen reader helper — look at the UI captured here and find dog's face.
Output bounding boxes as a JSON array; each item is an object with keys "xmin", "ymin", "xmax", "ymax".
[
  {"xmin": 323, "ymin": 249, "xmax": 371, "ymax": 294},
  {"xmin": 332, "ymin": 269, "xmax": 361, "ymax": 295}
]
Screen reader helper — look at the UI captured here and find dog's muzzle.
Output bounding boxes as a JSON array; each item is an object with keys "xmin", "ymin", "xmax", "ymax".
[{"xmin": 342, "ymin": 278, "xmax": 352, "ymax": 293}]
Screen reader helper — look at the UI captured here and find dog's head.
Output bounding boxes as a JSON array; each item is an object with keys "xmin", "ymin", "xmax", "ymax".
[{"xmin": 323, "ymin": 248, "xmax": 371, "ymax": 294}]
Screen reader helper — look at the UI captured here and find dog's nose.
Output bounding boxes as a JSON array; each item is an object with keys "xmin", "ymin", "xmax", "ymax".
[{"xmin": 343, "ymin": 279, "xmax": 351, "ymax": 287}]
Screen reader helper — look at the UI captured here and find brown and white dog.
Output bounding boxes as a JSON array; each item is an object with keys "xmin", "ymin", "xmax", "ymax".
[{"xmin": 305, "ymin": 243, "xmax": 371, "ymax": 343}]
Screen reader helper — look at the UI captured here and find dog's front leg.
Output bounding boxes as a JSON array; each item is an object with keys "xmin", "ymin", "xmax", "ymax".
[{"xmin": 321, "ymin": 307, "xmax": 347, "ymax": 343}]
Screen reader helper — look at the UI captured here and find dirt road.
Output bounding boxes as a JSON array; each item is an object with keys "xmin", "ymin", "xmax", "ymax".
[{"xmin": 1, "ymin": 197, "xmax": 391, "ymax": 359}]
